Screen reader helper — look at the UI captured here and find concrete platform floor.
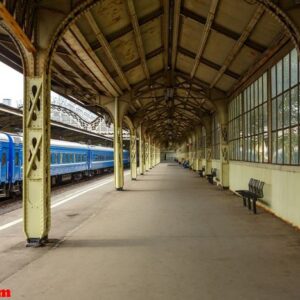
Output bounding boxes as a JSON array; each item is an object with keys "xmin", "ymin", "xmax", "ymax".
[{"xmin": 1, "ymin": 163, "xmax": 300, "ymax": 299}]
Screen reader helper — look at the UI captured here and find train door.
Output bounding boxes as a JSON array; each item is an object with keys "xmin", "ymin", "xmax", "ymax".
[
  {"xmin": 1, "ymin": 146, "xmax": 9, "ymax": 183},
  {"xmin": 88, "ymin": 148, "xmax": 92, "ymax": 171},
  {"xmin": 13, "ymin": 147, "xmax": 21, "ymax": 182}
]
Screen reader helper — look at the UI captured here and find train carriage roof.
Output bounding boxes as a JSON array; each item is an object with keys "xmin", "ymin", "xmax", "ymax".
[
  {"xmin": 0, "ymin": 131, "xmax": 128, "ymax": 152},
  {"xmin": 51, "ymin": 139, "xmax": 90, "ymax": 150},
  {"xmin": 89, "ymin": 145, "xmax": 114, "ymax": 152},
  {"xmin": 0, "ymin": 133, "xmax": 9, "ymax": 142}
]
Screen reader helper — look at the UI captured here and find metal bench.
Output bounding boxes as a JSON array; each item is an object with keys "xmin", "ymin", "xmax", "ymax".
[
  {"xmin": 198, "ymin": 167, "xmax": 205, "ymax": 177},
  {"xmin": 206, "ymin": 168, "xmax": 217, "ymax": 184},
  {"xmin": 236, "ymin": 178, "xmax": 265, "ymax": 214},
  {"xmin": 182, "ymin": 160, "xmax": 190, "ymax": 168}
]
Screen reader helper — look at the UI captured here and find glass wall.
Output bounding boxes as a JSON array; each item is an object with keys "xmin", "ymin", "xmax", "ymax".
[
  {"xmin": 228, "ymin": 94, "xmax": 243, "ymax": 160},
  {"xmin": 229, "ymin": 48, "xmax": 300, "ymax": 165},
  {"xmin": 271, "ymin": 49, "xmax": 299, "ymax": 165},
  {"xmin": 200, "ymin": 126, "xmax": 206, "ymax": 159},
  {"xmin": 212, "ymin": 115, "xmax": 220, "ymax": 159}
]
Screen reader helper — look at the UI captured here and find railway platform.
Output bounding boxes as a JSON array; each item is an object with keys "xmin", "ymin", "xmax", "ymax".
[{"xmin": 0, "ymin": 163, "xmax": 300, "ymax": 299}]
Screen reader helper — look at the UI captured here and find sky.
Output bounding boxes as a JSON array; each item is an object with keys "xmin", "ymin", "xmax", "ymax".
[{"xmin": 0, "ymin": 62, "xmax": 23, "ymax": 106}]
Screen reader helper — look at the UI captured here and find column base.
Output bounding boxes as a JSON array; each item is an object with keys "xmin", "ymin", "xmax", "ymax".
[
  {"xmin": 116, "ymin": 187, "xmax": 123, "ymax": 191},
  {"xmin": 26, "ymin": 236, "xmax": 48, "ymax": 247}
]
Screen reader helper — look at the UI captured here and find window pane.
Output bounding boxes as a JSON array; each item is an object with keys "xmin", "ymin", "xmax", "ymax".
[
  {"xmin": 252, "ymin": 83, "xmax": 255, "ymax": 108},
  {"xmin": 283, "ymin": 54, "xmax": 290, "ymax": 91},
  {"xmin": 239, "ymin": 117, "xmax": 243, "ymax": 138},
  {"xmin": 263, "ymin": 72, "xmax": 268, "ymax": 102},
  {"xmin": 277, "ymin": 60, "xmax": 283, "ymax": 95},
  {"xmin": 271, "ymin": 66, "xmax": 276, "ymax": 97},
  {"xmin": 291, "ymin": 86, "xmax": 299, "ymax": 125},
  {"xmin": 258, "ymin": 77, "xmax": 263, "ymax": 104},
  {"xmin": 277, "ymin": 130, "xmax": 283, "ymax": 164},
  {"xmin": 254, "ymin": 80, "xmax": 258, "ymax": 107},
  {"xmin": 258, "ymin": 134, "xmax": 263, "ymax": 163},
  {"xmin": 258, "ymin": 105, "xmax": 261, "ymax": 134},
  {"xmin": 255, "ymin": 107, "xmax": 259, "ymax": 134},
  {"xmin": 272, "ymin": 132, "xmax": 277, "ymax": 163},
  {"xmin": 291, "ymin": 126, "xmax": 299, "ymax": 164},
  {"xmin": 291, "ymin": 49, "xmax": 298, "ymax": 87},
  {"xmin": 263, "ymin": 103, "xmax": 268, "ymax": 132},
  {"xmin": 283, "ymin": 91, "xmax": 290, "ymax": 128},
  {"xmin": 272, "ymin": 99, "xmax": 277, "ymax": 130},
  {"xmin": 283, "ymin": 128, "xmax": 290, "ymax": 164},
  {"xmin": 264, "ymin": 133, "xmax": 269, "ymax": 162},
  {"xmin": 248, "ymin": 88, "xmax": 251, "ymax": 111},
  {"xmin": 277, "ymin": 95, "xmax": 283, "ymax": 129}
]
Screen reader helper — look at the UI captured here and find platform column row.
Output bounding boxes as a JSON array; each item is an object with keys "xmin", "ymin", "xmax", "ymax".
[
  {"xmin": 23, "ymin": 74, "xmax": 51, "ymax": 246},
  {"xmin": 112, "ymin": 97, "xmax": 124, "ymax": 190},
  {"xmin": 130, "ymin": 127, "xmax": 137, "ymax": 180},
  {"xmin": 138, "ymin": 125, "xmax": 145, "ymax": 175}
]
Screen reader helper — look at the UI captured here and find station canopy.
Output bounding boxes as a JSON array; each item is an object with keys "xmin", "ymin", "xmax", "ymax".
[{"xmin": 0, "ymin": 0, "xmax": 288, "ymax": 144}]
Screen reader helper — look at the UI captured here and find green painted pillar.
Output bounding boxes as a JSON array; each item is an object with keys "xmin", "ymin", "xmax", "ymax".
[
  {"xmin": 144, "ymin": 135, "xmax": 149, "ymax": 171},
  {"xmin": 113, "ymin": 97, "xmax": 124, "ymax": 190},
  {"xmin": 138, "ymin": 125, "xmax": 145, "ymax": 175},
  {"xmin": 24, "ymin": 73, "xmax": 51, "ymax": 246},
  {"xmin": 130, "ymin": 127, "xmax": 137, "ymax": 180}
]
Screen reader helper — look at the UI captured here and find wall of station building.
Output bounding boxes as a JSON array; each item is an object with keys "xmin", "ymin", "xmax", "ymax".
[
  {"xmin": 161, "ymin": 151, "xmax": 176, "ymax": 161},
  {"xmin": 227, "ymin": 46, "xmax": 300, "ymax": 228},
  {"xmin": 229, "ymin": 161, "xmax": 300, "ymax": 227},
  {"xmin": 177, "ymin": 45, "xmax": 300, "ymax": 228}
]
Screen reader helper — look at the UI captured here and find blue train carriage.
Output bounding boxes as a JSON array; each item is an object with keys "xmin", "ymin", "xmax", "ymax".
[
  {"xmin": 0, "ymin": 133, "xmax": 22, "ymax": 197},
  {"xmin": 0, "ymin": 133, "xmax": 10, "ymax": 197},
  {"xmin": 50, "ymin": 140, "xmax": 90, "ymax": 185},
  {"xmin": 123, "ymin": 149, "xmax": 130, "ymax": 168},
  {"xmin": 89, "ymin": 145, "xmax": 130, "ymax": 174},
  {"xmin": 89, "ymin": 145, "xmax": 114, "ymax": 174}
]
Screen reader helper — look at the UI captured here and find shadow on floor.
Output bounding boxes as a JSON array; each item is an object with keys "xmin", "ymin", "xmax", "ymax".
[{"xmin": 56, "ymin": 237, "xmax": 165, "ymax": 248}]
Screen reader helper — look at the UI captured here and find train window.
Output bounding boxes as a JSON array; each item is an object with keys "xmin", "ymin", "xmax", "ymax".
[
  {"xmin": 2, "ymin": 152, "xmax": 6, "ymax": 166},
  {"xmin": 15, "ymin": 152, "xmax": 19, "ymax": 166}
]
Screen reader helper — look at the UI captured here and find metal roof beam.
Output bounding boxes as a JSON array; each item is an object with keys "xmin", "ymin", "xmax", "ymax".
[
  {"xmin": 90, "ymin": 6, "xmax": 163, "ymax": 51},
  {"xmin": 171, "ymin": 0, "xmax": 181, "ymax": 70},
  {"xmin": 111, "ymin": 46, "xmax": 164, "ymax": 77},
  {"xmin": 190, "ymin": 0, "xmax": 219, "ymax": 78},
  {"xmin": 181, "ymin": 6, "xmax": 267, "ymax": 53},
  {"xmin": 58, "ymin": 39, "xmax": 106, "ymax": 92},
  {"xmin": 85, "ymin": 11, "xmax": 131, "ymax": 91},
  {"xmin": 126, "ymin": 0, "xmax": 150, "ymax": 80},
  {"xmin": 0, "ymin": 3, "xmax": 35, "ymax": 53},
  {"xmin": 178, "ymin": 46, "xmax": 240, "ymax": 80},
  {"xmin": 210, "ymin": 6, "xmax": 265, "ymax": 88},
  {"xmin": 162, "ymin": 0, "xmax": 170, "ymax": 71},
  {"xmin": 66, "ymin": 25, "xmax": 121, "ymax": 96}
]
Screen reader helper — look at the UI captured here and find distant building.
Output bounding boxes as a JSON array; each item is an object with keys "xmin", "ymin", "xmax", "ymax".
[{"xmin": 1, "ymin": 98, "xmax": 12, "ymax": 106}]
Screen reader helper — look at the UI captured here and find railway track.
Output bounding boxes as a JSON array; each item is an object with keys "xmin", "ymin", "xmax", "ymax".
[{"xmin": 0, "ymin": 171, "xmax": 114, "ymax": 215}]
